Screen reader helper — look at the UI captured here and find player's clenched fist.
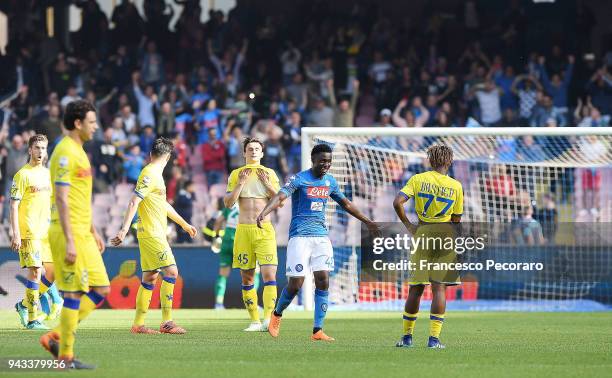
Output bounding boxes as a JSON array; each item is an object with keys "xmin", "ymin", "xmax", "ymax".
[
  {"xmin": 65, "ymin": 241, "xmax": 77, "ymax": 265},
  {"xmin": 111, "ymin": 228, "xmax": 128, "ymax": 247},
  {"xmin": 183, "ymin": 223, "xmax": 198, "ymax": 238}
]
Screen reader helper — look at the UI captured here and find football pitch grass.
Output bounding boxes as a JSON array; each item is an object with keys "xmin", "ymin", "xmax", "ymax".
[{"xmin": 1, "ymin": 310, "xmax": 611, "ymax": 378}]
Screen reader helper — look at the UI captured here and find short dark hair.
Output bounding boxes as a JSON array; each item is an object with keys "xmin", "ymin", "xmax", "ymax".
[
  {"xmin": 28, "ymin": 134, "xmax": 48, "ymax": 148},
  {"xmin": 311, "ymin": 143, "xmax": 332, "ymax": 157},
  {"xmin": 63, "ymin": 100, "xmax": 96, "ymax": 130},
  {"xmin": 243, "ymin": 137, "xmax": 264, "ymax": 152},
  {"xmin": 151, "ymin": 137, "xmax": 174, "ymax": 157}
]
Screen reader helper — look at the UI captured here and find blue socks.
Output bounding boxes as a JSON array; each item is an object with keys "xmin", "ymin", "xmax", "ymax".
[
  {"xmin": 274, "ymin": 287, "xmax": 297, "ymax": 316},
  {"xmin": 313, "ymin": 289, "xmax": 329, "ymax": 331}
]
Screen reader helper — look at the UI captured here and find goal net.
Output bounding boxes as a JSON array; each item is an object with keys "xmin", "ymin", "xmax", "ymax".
[{"xmin": 301, "ymin": 127, "xmax": 612, "ymax": 312}]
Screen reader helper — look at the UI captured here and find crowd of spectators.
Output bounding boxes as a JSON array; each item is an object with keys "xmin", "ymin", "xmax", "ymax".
[{"xmin": 0, "ymin": 0, "xmax": 610, "ymax": 227}]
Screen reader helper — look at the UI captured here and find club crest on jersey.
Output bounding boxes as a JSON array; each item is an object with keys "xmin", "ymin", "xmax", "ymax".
[
  {"xmin": 295, "ymin": 264, "xmax": 303, "ymax": 272},
  {"xmin": 325, "ymin": 180, "xmax": 330, "ymax": 186},
  {"xmin": 143, "ymin": 176, "xmax": 151, "ymax": 184},
  {"xmin": 59, "ymin": 156, "xmax": 69, "ymax": 168},
  {"xmin": 306, "ymin": 186, "xmax": 329, "ymax": 199},
  {"xmin": 310, "ymin": 202, "xmax": 324, "ymax": 211}
]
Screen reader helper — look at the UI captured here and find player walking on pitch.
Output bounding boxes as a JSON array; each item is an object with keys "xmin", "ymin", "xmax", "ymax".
[
  {"xmin": 11, "ymin": 134, "xmax": 62, "ymax": 330},
  {"xmin": 258, "ymin": 144, "xmax": 379, "ymax": 341},
  {"xmin": 224, "ymin": 137, "xmax": 280, "ymax": 332},
  {"xmin": 112, "ymin": 137, "xmax": 197, "ymax": 334},
  {"xmin": 40, "ymin": 100, "xmax": 110, "ymax": 369},
  {"xmin": 393, "ymin": 145, "xmax": 463, "ymax": 349}
]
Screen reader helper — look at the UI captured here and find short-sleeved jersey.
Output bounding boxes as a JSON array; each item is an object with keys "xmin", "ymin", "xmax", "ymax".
[
  {"xmin": 11, "ymin": 164, "xmax": 51, "ymax": 239},
  {"xmin": 400, "ymin": 171, "xmax": 463, "ymax": 223},
  {"xmin": 279, "ymin": 169, "xmax": 346, "ymax": 238},
  {"xmin": 134, "ymin": 163, "xmax": 167, "ymax": 239},
  {"xmin": 49, "ymin": 136, "xmax": 93, "ymax": 234},
  {"xmin": 226, "ymin": 164, "xmax": 280, "ymax": 199},
  {"xmin": 221, "ymin": 203, "xmax": 239, "ymax": 230}
]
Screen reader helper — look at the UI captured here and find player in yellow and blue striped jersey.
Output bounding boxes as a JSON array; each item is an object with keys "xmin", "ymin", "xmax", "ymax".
[{"xmin": 393, "ymin": 145, "xmax": 463, "ymax": 349}]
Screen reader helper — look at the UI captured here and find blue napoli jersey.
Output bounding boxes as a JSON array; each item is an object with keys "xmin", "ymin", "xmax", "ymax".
[{"xmin": 279, "ymin": 169, "xmax": 346, "ymax": 238}]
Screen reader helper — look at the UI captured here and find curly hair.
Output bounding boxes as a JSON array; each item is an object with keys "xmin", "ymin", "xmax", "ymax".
[
  {"xmin": 427, "ymin": 144, "xmax": 453, "ymax": 169},
  {"xmin": 151, "ymin": 137, "xmax": 174, "ymax": 157}
]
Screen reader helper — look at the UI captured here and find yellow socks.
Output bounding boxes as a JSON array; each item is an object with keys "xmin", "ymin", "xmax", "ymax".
[
  {"xmin": 430, "ymin": 313, "xmax": 445, "ymax": 338},
  {"xmin": 262, "ymin": 281, "xmax": 277, "ymax": 321},
  {"xmin": 134, "ymin": 282, "xmax": 154, "ymax": 326},
  {"xmin": 23, "ymin": 280, "xmax": 40, "ymax": 322},
  {"xmin": 403, "ymin": 312, "xmax": 417, "ymax": 335},
  {"xmin": 241, "ymin": 284, "xmax": 260, "ymax": 322},
  {"xmin": 59, "ymin": 297, "xmax": 80, "ymax": 359},
  {"xmin": 160, "ymin": 277, "xmax": 176, "ymax": 322}
]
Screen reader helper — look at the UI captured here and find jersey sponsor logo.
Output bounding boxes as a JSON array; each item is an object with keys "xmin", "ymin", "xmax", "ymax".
[
  {"xmin": 153, "ymin": 189, "xmax": 166, "ymax": 196},
  {"xmin": 28, "ymin": 185, "xmax": 51, "ymax": 193},
  {"xmin": 321, "ymin": 303, "xmax": 328, "ymax": 312},
  {"xmin": 76, "ymin": 168, "xmax": 92, "ymax": 178},
  {"xmin": 306, "ymin": 186, "xmax": 330, "ymax": 199},
  {"xmin": 310, "ymin": 202, "xmax": 324, "ymax": 212}
]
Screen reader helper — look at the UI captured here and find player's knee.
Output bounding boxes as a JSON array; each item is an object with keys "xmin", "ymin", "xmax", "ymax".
[
  {"xmin": 409, "ymin": 285, "xmax": 425, "ymax": 297},
  {"xmin": 314, "ymin": 278, "xmax": 329, "ymax": 291},
  {"xmin": 163, "ymin": 266, "xmax": 179, "ymax": 279},
  {"xmin": 240, "ymin": 269, "xmax": 255, "ymax": 285},
  {"xmin": 94, "ymin": 286, "xmax": 111, "ymax": 297},
  {"xmin": 287, "ymin": 278, "xmax": 303, "ymax": 293},
  {"xmin": 431, "ymin": 283, "xmax": 446, "ymax": 296},
  {"xmin": 28, "ymin": 267, "xmax": 41, "ymax": 280}
]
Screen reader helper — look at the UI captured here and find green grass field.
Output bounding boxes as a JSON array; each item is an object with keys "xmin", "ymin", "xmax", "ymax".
[{"xmin": 1, "ymin": 309, "xmax": 611, "ymax": 378}]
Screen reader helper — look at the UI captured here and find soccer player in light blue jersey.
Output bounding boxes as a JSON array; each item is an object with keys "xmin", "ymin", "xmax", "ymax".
[{"xmin": 257, "ymin": 144, "xmax": 379, "ymax": 341}]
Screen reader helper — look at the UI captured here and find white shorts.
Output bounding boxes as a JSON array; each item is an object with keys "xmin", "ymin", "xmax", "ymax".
[{"xmin": 285, "ymin": 236, "xmax": 334, "ymax": 277}]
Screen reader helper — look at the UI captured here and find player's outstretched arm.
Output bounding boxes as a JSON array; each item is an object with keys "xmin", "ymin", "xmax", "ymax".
[
  {"xmin": 166, "ymin": 202, "xmax": 197, "ymax": 238},
  {"xmin": 256, "ymin": 191, "xmax": 288, "ymax": 228},
  {"xmin": 337, "ymin": 198, "xmax": 379, "ymax": 235},
  {"xmin": 393, "ymin": 193, "xmax": 417, "ymax": 235},
  {"xmin": 111, "ymin": 194, "xmax": 142, "ymax": 246}
]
